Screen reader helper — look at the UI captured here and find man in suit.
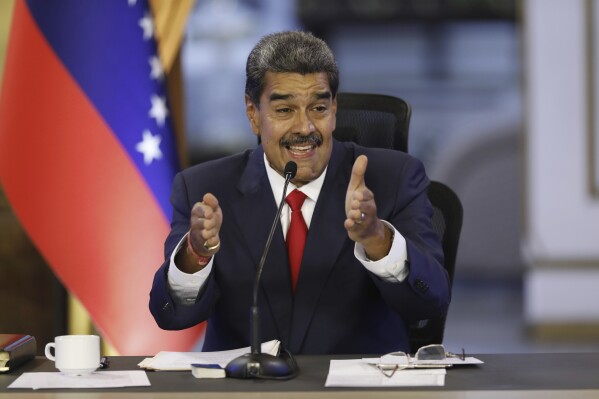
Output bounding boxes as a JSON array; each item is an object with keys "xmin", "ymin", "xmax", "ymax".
[{"xmin": 150, "ymin": 31, "xmax": 450, "ymax": 354}]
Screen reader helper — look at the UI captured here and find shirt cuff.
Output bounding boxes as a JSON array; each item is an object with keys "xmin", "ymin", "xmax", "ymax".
[
  {"xmin": 354, "ymin": 220, "xmax": 409, "ymax": 283},
  {"xmin": 167, "ymin": 232, "xmax": 213, "ymax": 305}
]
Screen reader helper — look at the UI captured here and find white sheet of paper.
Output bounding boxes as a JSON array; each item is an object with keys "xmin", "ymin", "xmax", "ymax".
[
  {"xmin": 139, "ymin": 340, "xmax": 280, "ymax": 370},
  {"xmin": 325, "ymin": 359, "xmax": 446, "ymax": 387},
  {"xmin": 8, "ymin": 370, "xmax": 151, "ymax": 390}
]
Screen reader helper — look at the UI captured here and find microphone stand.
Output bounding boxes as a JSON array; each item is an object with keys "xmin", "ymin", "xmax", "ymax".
[{"xmin": 225, "ymin": 162, "xmax": 298, "ymax": 379}]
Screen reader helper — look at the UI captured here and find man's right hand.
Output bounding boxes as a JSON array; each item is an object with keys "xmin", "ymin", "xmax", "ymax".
[{"xmin": 177, "ymin": 193, "xmax": 223, "ymax": 273}]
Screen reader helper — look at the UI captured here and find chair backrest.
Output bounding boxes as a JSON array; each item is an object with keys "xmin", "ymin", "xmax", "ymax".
[
  {"xmin": 334, "ymin": 92, "xmax": 411, "ymax": 152},
  {"xmin": 409, "ymin": 180, "xmax": 463, "ymax": 353}
]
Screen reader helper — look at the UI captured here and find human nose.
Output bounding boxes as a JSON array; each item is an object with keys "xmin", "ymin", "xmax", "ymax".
[{"xmin": 293, "ymin": 110, "xmax": 315, "ymax": 135}]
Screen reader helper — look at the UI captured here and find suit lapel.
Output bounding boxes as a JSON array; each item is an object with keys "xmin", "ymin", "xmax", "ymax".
[
  {"xmin": 231, "ymin": 147, "xmax": 294, "ymax": 345},
  {"xmin": 289, "ymin": 141, "xmax": 353, "ymax": 352}
]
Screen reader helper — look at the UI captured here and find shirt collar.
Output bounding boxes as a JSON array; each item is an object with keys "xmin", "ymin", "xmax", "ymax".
[{"xmin": 263, "ymin": 153, "xmax": 327, "ymax": 204}]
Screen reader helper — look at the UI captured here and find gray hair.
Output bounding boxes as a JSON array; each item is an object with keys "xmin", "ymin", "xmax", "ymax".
[{"xmin": 245, "ymin": 31, "xmax": 339, "ymax": 106}]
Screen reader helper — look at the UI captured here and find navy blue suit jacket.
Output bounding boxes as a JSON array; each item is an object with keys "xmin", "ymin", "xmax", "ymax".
[{"xmin": 150, "ymin": 140, "xmax": 450, "ymax": 354}]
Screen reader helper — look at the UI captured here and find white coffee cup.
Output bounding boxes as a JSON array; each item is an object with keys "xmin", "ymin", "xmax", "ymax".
[{"xmin": 44, "ymin": 335, "xmax": 101, "ymax": 375}]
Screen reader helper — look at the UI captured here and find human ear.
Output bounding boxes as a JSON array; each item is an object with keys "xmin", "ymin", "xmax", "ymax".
[{"xmin": 245, "ymin": 95, "xmax": 260, "ymax": 136}]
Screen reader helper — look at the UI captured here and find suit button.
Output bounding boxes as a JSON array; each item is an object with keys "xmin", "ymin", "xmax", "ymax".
[{"xmin": 414, "ymin": 279, "xmax": 429, "ymax": 293}]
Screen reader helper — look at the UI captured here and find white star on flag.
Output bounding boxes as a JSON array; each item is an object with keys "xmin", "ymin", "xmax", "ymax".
[
  {"xmin": 138, "ymin": 13, "xmax": 154, "ymax": 40},
  {"xmin": 149, "ymin": 56, "xmax": 164, "ymax": 80},
  {"xmin": 135, "ymin": 130, "xmax": 163, "ymax": 165},
  {"xmin": 127, "ymin": 0, "xmax": 137, "ymax": 6},
  {"xmin": 149, "ymin": 94, "xmax": 169, "ymax": 126}
]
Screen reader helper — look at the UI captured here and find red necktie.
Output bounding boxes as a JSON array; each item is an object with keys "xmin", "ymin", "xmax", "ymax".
[{"xmin": 286, "ymin": 189, "xmax": 307, "ymax": 293}]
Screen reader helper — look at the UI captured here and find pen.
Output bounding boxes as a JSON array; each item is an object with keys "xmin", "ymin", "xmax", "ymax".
[{"xmin": 100, "ymin": 356, "xmax": 110, "ymax": 369}]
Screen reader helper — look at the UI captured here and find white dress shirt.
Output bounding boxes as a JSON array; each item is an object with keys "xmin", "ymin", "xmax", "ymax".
[{"xmin": 168, "ymin": 154, "xmax": 409, "ymax": 304}]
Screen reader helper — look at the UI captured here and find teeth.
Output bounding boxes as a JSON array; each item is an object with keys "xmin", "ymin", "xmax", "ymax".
[{"xmin": 289, "ymin": 145, "xmax": 312, "ymax": 152}]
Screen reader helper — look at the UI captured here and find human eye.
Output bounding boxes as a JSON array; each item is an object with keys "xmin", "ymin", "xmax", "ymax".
[{"xmin": 311, "ymin": 103, "xmax": 330, "ymax": 115}]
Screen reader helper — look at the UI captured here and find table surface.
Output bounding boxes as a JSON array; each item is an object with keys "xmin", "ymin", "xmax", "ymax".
[{"xmin": 2, "ymin": 352, "xmax": 599, "ymax": 398}]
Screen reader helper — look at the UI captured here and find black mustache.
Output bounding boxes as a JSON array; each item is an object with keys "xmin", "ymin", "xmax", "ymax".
[{"xmin": 280, "ymin": 134, "xmax": 323, "ymax": 147}]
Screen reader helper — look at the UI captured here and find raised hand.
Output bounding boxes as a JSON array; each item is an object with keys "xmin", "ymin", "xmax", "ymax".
[
  {"xmin": 178, "ymin": 193, "xmax": 223, "ymax": 273},
  {"xmin": 344, "ymin": 155, "xmax": 391, "ymax": 261}
]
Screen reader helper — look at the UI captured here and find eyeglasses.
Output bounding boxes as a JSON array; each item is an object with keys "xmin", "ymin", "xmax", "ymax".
[
  {"xmin": 371, "ymin": 351, "xmax": 409, "ymax": 377},
  {"xmin": 415, "ymin": 344, "xmax": 466, "ymax": 362},
  {"xmin": 371, "ymin": 345, "xmax": 465, "ymax": 378}
]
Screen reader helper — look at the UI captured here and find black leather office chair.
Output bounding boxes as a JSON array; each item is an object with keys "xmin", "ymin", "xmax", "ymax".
[
  {"xmin": 335, "ymin": 93, "xmax": 463, "ymax": 353},
  {"xmin": 408, "ymin": 180, "xmax": 463, "ymax": 353},
  {"xmin": 334, "ymin": 92, "xmax": 410, "ymax": 152}
]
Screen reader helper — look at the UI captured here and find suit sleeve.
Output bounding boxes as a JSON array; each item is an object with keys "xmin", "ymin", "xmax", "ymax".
[
  {"xmin": 149, "ymin": 171, "xmax": 221, "ymax": 330},
  {"xmin": 367, "ymin": 156, "xmax": 451, "ymax": 321}
]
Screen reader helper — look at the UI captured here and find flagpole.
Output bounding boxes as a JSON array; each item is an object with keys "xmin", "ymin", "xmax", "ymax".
[
  {"xmin": 150, "ymin": 0, "xmax": 195, "ymax": 169},
  {"xmin": 0, "ymin": 0, "xmax": 16, "ymax": 91}
]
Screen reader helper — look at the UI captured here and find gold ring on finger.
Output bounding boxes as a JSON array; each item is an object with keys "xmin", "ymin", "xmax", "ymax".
[{"xmin": 204, "ymin": 241, "xmax": 220, "ymax": 252}]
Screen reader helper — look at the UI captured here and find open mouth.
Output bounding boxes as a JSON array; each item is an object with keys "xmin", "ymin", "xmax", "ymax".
[
  {"xmin": 287, "ymin": 144, "xmax": 316, "ymax": 156},
  {"xmin": 281, "ymin": 135, "xmax": 322, "ymax": 157}
]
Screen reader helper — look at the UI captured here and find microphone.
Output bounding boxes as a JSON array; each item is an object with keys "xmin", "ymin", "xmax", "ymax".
[{"xmin": 225, "ymin": 161, "xmax": 298, "ymax": 379}]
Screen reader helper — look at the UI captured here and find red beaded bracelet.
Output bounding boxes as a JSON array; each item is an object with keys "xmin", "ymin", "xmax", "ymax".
[{"xmin": 187, "ymin": 234, "xmax": 211, "ymax": 266}]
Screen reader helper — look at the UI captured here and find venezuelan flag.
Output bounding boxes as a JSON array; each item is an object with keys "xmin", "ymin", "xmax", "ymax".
[{"xmin": 0, "ymin": 0, "xmax": 201, "ymax": 354}]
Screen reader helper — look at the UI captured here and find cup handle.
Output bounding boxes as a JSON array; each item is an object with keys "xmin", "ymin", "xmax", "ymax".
[{"xmin": 44, "ymin": 343, "xmax": 56, "ymax": 361}]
